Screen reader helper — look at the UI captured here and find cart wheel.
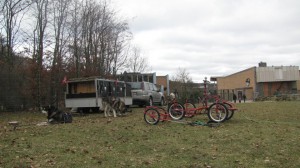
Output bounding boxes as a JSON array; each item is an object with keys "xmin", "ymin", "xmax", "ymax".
[
  {"xmin": 156, "ymin": 107, "xmax": 168, "ymax": 122},
  {"xmin": 168, "ymin": 103, "xmax": 185, "ymax": 120},
  {"xmin": 144, "ymin": 108, "xmax": 160, "ymax": 125},
  {"xmin": 223, "ymin": 102, "xmax": 234, "ymax": 120},
  {"xmin": 207, "ymin": 103, "xmax": 228, "ymax": 122},
  {"xmin": 184, "ymin": 102, "xmax": 196, "ymax": 118}
]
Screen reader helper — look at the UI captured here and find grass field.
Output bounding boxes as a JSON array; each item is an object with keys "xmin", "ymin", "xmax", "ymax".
[{"xmin": 1, "ymin": 101, "xmax": 300, "ymax": 168}]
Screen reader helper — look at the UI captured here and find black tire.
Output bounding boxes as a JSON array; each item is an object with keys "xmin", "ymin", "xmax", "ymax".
[
  {"xmin": 168, "ymin": 103, "xmax": 185, "ymax": 120},
  {"xmin": 207, "ymin": 103, "xmax": 228, "ymax": 122},
  {"xmin": 144, "ymin": 108, "xmax": 160, "ymax": 125},
  {"xmin": 184, "ymin": 102, "xmax": 196, "ymax": 118},
  {"xmin": 223, "ymin": 102, "xmax": 234, "ymax": 120}
]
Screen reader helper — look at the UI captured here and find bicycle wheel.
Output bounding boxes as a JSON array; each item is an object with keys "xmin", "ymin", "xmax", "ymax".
[
  {"xmin": 144, "ymin": 108, "xmax": 160, "ymax": 125},
  {"xmin": 223, "ymin": 102, "xmax": 234, "ymax": 120},
  {"xmin": 184, "ymin": 102, "xmax": 196, "ymax": 118},
  {"xmin": 207, "ymin": 103, "xmax": 228, "ymax": 122},
  {"xmin": 168, "ymin": 103, "xmax": 185, "ymax": 120},
  {"xmin": 156, "ymin": 106, "xmax": 168, "ymax": 122}
]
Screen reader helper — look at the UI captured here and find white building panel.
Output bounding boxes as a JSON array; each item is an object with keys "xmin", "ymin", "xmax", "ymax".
[{"xmin": 256, "ymin": 66, "xmax": 299, "ymax": 82}]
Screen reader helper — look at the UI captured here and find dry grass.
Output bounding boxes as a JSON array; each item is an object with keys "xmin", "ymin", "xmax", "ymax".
[{"xmin": 1, "ymin": 101, "xmax": 300, "ymax": 167}]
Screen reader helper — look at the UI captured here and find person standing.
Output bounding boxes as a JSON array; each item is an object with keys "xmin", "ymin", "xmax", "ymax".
[
  {"xmin": 243, "ymin": 94, "xmax": 246, "ymax": 103},
  {"xmin": 233, "ymin": 93, "xmax": 237, "ymax": 103}
]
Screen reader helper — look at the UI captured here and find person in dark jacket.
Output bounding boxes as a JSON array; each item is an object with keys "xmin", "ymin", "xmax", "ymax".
[
  {"xmin": 243, "ymin": 94, "xmax": 246, "ymax": 103},
  {"xmin": 233, "ymin": 93, "xmax": 237, "ymax": 103}
]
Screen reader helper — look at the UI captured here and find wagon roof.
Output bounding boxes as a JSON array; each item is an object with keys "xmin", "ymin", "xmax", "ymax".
[{"xmin": 68, "ymin": 76, "xmax": 125, "ymax": 83}]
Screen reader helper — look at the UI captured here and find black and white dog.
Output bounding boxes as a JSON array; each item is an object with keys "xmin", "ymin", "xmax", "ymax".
[{"xmin": 41, "ymin": 105, "xmax": 72, "ymax": 124}]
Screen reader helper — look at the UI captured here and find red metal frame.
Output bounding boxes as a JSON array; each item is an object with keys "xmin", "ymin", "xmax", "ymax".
[{"xmin": 184, "ymin": 78, "xmax": 237, "ymax": 118}]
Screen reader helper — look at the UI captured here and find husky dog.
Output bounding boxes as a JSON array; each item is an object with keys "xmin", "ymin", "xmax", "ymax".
[
  {"xmin": 102, "ymin": 97, "xmax": 127, "ymax": 117},
  {"xmin": 113, "ymin": 97, "xmax": 127, "ymax": 115},
  {"xmin": 102, "ymin": 97, "xmax": 117, "ymax": 117},
  {"xmin": 41, "ymin": 105, "xmax": 72, "ymax": 123}
]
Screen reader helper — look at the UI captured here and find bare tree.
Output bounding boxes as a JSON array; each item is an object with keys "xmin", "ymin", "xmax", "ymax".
[
  {"xmin": 125, "ymin": 45, "xmax": 150, "ymax": 73},
  {"xmin": 93, "ymin": 1, "xmax": 111, "ymax": 76},
  {"xmin": 49, "ymin": 0, "xmax": 71, "ymax": 106},
  {"xmin": 1, "ymin": 0, "xmax": 31, "ymax": 67},
  {"xmin": 68, "ymin": 0, "xmax": 82, "ymax": 77},
  {"xmin": 79, "ymin": 0, "xmax": 92, "ymax": 75},
  {"xmin": 110, "ymin": 20, "xmax": 131, "ymax": 76},
  {"xmin": 0, "ymin": 0, "xmax": 134, "ymax": 109},
  {"xmin": 172, "ymin": 67, "xmax": 193, "ymax": 83},
  {"xmin": 171, "ymin": 67, "xmax": 193, "ymax": 100},
  {"xmin": 0, "ymin": 0, "xmax": 32, "ymax": 110},
  {"xmin": 79, "ymin": 0, "xmax": 107, "ymax": 76},
  {"xmin": 71, "ymin": 0, "xmax": 132, "ymax": 78},
  {"xmin": 32, "ymin": 0, "xmax": 49, "ymax": 107}
]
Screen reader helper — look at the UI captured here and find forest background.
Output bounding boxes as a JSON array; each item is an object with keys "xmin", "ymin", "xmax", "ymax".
[{"xmin": 0, "ymin": 0, "xmax": 156, "ymax": 111}]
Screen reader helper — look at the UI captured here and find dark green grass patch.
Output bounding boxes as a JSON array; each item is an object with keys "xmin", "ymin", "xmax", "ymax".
[{"xmin": 1, "ymin": 101, "xmax": 300, "ymax": 167}]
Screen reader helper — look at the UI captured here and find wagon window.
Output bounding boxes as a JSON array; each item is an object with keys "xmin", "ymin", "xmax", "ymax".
[
  {"xmin": 99, "ymin": 81, "xmax": 110, "ymax": 97},
  {"xmin": 117, "ymin": 82, "xmax": 125, "ymax": 97}
]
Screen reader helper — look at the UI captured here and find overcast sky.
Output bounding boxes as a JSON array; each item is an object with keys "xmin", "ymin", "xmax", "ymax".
[{"xmin": 111, "ymin": 0, "xmax": 300, "ymax": 82}]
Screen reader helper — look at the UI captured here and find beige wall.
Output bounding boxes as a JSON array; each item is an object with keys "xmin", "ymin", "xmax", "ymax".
[
  {"xmin": 217, "ymin": 67, "xmax": 255, "ymax": 100},
  {"xmin": 217, "ymin": 67, "xmax": 255, "ymax": 89},
  {"xmin": 217, "ymin": 67, "xmax": 300, "ymax": 100},
  {"xmin": 156, "ymin": 76, "xmax": 168, "ymax": 87}
]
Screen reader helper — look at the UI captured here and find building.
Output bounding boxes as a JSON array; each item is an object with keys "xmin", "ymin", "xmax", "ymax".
[
  {"xmin": 118, "ymin": 72, "xmax": 156, "ymax": 83},
  {"xmin": 117, "ymin": 72, "xmax": 170, "ymax": 95},
  {"xmin": 156, "ymin": 75, "xmax": 170, "ymax": 96},
  {"xmin": 216, "ymin": 62, "xmax": 300, "ymax": 101}
]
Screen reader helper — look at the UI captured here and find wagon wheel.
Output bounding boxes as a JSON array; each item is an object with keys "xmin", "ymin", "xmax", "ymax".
[
  {"xmin": 144, "ymin": 108, "xmax": 160, "ymax": 125},
  {"xmin": 184, "ymin": 102, "xmax": 196, "ymax": 118},
  {"xmin": 207, "ymin": 103, "xmax": 228, "ymax": 122},
  {"xmin": 168, "ymin": 103, "xmax": 185, "ymax": 120}
]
